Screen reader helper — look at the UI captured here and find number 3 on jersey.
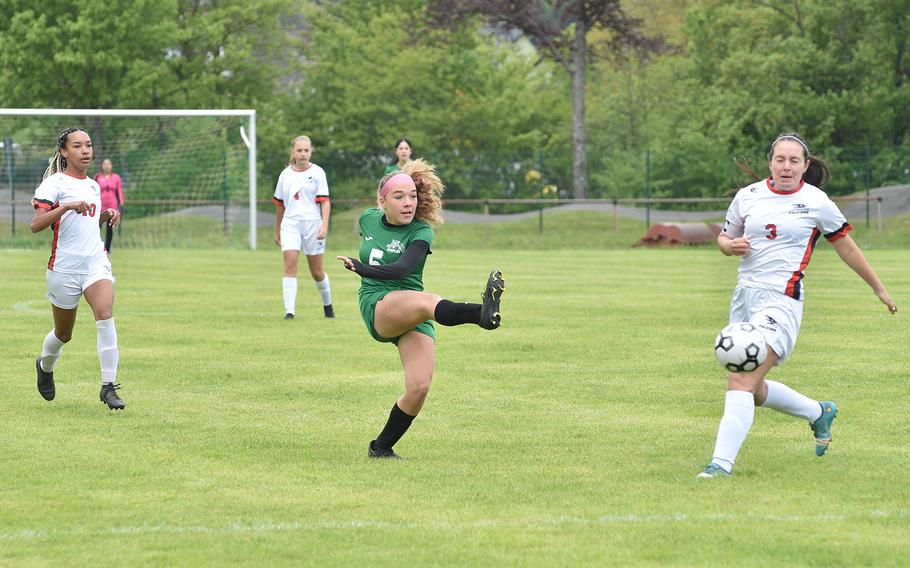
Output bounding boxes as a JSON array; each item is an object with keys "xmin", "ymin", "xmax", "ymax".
[
  {"xmin": 369, "ymin": 248, "xmax": 383, "ymax": 265},
  {"xmin": 765, "ymin": 223, "xmax": 778, "ymax": 240}
]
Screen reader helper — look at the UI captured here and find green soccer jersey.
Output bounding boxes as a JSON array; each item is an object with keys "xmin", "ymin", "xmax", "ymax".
[{"xmin": 357, "ymin": 207, "xmax": 434, "ymax": 297}]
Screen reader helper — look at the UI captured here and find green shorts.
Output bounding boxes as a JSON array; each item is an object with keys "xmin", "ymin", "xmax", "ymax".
[{"xmin": 359, "ymin": 290, "xmax": 435, "ymax": 345}]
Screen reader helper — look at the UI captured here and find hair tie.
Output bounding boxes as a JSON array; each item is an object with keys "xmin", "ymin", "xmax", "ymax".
[
  {"xmin": 379, "ymin": 172, "xmax": 416, "ymax": 197},
  {"xmin": 771, "ymin": 135, "xmax": 809, "ymax": 156}
]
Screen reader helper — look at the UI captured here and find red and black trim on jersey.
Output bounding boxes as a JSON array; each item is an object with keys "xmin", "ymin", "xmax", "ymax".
[
  {"xmin": 824, "ymin": 222, "xmax": 852, "ymax": 242},
  {"xmin": 784, "ymin": 228, "xmax": 821, "ymax": 300},
  {"xmin": 315, "ymin": 196, "xmax": 330, "ymax": 203},
  {"xmin": 32, "ymin": 199, "xmax": 60, "ymax": 268},
  {"xmin": 272, "ymin": 197, "xmax": 284, "ymax": 207},
  {"xmin": 48, "ymin": 219, "xmax": 61, "ymax": 270},
  {"xmin": 766, "ymin": 178, "xmax": 805, "ymax": 195}
]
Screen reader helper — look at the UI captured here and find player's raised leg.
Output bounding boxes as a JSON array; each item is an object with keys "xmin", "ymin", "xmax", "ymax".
[
  {"xmin": 373, "ymin": 291, "xmax": 441, "ymax": 339},
  {"xmin": 373, "ymin": 271, "xmax": 505, "ymax": 340},
  {"xmin": 759, "ymin": 379, "xmax": 835, "ymax": 456}
]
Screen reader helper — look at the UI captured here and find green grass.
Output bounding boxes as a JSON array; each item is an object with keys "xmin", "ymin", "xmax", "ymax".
[
  {"xmin": 1, "ymin": 246, "xmax": 908, "ymax": 566},
  {"xmin": 4, "ymin": 208, "xmax": 909, "ymax": 250}
]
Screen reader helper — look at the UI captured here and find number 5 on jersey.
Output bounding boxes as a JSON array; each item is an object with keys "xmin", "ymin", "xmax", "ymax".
[{"xmin": 369, "ymin": 248, "xmax": 383, "ymax": 265}]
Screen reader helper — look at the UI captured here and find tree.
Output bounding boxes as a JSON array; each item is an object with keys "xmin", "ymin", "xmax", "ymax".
[
  {"xmin": 0, "ymin": 0, "xmax": 298, "ymax": 109},
  {"xmin": 276, "ymin": 1, "xmax": 569, "ymax": 201},
  {"xmin": 427, "ymin": 0, "xmax": 661, "ymax": 198}
]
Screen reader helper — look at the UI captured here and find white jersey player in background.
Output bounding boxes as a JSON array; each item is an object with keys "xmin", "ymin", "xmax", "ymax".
[
  {"xmin": 273, "ymin": 135, "xmax": 334, "ymax": 319},
  {"xmin": 699, "ymin": 133, "xmax": 898, "ymax": 478},
  {"xmin": 30, "ymin": 127, "xmax": 126, "ymax": 410}
]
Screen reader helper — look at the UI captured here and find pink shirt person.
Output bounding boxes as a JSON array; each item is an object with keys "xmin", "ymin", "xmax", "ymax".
[{"xmin": 94, "ymin": 159, "xmax": 124, "ymax": 211}]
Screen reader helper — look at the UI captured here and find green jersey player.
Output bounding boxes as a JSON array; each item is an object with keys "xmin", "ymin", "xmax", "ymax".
[{"xmin": 337, "ymin": 159, "xmax": 505, "ymax": 459}]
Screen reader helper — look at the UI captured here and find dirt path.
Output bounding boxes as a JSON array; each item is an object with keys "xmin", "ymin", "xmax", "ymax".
[{"xmin": 1, "ymin": 185, "xmax": 906, "ymax": 226}]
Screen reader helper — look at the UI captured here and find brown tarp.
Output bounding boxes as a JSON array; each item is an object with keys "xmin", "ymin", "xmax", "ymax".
[{"xmin": 635, "ymin": 222, "xmax": 723, "ymax": 247}]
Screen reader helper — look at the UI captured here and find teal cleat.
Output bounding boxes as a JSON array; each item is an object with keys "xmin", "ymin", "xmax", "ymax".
[
  {"xmin": 811, "ymin": 401, "xmax": 838, "ymax": 456},
  {"xmin": 697, "ymin": 463, "xmax": 732, "ymax": 479}
]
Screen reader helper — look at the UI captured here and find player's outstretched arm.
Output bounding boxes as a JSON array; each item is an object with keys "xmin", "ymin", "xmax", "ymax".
[
  {"xmin": 831, "ymin": 235, "xmax": 898, "ymax": 314},
  {"xmin": 339, "ymin": 241, "xmax": 429, "ymax": 280},
  {"xmin": 336, "ymin": 255, "xmax": 356, "ymax": 273}
]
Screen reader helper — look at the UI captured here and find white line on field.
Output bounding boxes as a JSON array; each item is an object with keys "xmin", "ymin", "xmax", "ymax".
[
  {"xmin": 1, "ymin": 510, "xmax": 906, "ymax": 540},
  {"xmin": 10, "ymin": 300, "xmax": 46, "ymax": 314}
]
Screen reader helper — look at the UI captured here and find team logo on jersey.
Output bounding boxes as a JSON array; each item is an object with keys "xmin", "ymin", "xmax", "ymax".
[
  {"xmin": 386, "ymin": 240, "xmax": 405, "ymax": 254},
  {"xmin": 293, "ymin": 191, "xmax": 300, "ymax": 200},
  {"xmin": 758, "ymin": 315, "xmax": 778, "ymax": 334},
  {"xmin": 789, "ymin": 203, "xmax": 809, "ymax": 214}
]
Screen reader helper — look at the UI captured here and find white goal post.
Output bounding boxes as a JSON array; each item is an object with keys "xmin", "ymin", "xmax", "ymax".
[{"xmin": 0, "ymin": 108, "xmax": 259, "ymax": 249}]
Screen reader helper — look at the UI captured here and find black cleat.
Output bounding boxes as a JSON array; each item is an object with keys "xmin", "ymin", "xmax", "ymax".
[
  {"xmin": 284, "ymin": 313, "xmax": 294, "ymax": 320},
  {"xmin": 36, "ymin": 357, "xmax": 55, "ymax": 401},
  {"xmin": 368, "ymin": 440, "xmax": 401, "ymax": 460},
  {"xmin": 479, "ymin": 269, "xmax": 505, "ymax": 330},
  {"xmin": 323, "ymin": 304, "xmax": 335, "ymax": 318},
  {"xmin": 100, "ymin": 383, "xmax": 126, "ymax": 410}
]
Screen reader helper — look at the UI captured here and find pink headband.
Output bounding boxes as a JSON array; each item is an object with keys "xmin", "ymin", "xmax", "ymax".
[{"xmin": 379, "ymin": 172, "xmax": 416, "ymax": 197}]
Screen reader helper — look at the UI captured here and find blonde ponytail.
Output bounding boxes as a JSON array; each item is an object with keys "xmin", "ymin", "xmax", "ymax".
[{"xmin": 401, "ymin": 158, "xmax": 444, "ymax": 226}]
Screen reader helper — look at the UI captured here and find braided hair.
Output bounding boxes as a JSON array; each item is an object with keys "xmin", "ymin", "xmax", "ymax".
[{"xmin": 42, "ymin": 127, "xmax": 88, "ymax": 180}]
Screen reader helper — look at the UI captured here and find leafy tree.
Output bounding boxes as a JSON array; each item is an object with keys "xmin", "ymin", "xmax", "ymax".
[
  {"xmin": 426, "ymin": 0, "xmax": 662, "ymax": 198},
  {"xmin": 0, "ymin": 0, "xmax": 298, "ymax": 109},
  {"xmin": 273, "ymin": 1, "xmax": 569, "ymax": 203}
]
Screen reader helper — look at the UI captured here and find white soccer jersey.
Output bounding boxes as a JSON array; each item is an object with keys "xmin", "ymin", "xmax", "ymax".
[
  {"xmin": 271, "ymin": 164, "xmax": 330, "ymax": 221},
  {"xmin": 722, "ymin": 179, "xmax": 851, "ymax": 300},
  {"xmin": 32, "ymin": 172, "xmax": 110, "ymax": 274}
]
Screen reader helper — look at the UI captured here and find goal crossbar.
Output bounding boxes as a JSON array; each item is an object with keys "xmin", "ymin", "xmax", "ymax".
[{"xmin": 0, "ymin": 108, "xmax": 259, "ymax": 249}]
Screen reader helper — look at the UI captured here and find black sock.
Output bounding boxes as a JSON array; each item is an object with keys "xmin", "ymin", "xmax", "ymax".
[
  {"xmin": 434, "ymin": 299, "xmax": 481, "ymax": 326},
  {"xmin": 373, "ymin": 403, "xmax": 416, "ymax": 450}
]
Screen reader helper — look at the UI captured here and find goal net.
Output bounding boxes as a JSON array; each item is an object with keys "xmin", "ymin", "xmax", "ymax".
[{"xmin": 0, "ymin": 109, "xmax": 259, "ymax": 249}]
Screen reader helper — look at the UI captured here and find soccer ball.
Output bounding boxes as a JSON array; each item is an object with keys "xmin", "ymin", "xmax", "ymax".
[{"xmin": 714, "ymin": 322, "xmax": 768, "ymax": 373}]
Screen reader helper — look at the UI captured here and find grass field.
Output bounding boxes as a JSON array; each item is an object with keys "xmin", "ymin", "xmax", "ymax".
[
  {"xmin": 3, "ymin": 207, "xmax": 910, "ymax": 250},
  {"xmin": 1, "ymin": 244, "xmax": 908, "ymax": 566}
]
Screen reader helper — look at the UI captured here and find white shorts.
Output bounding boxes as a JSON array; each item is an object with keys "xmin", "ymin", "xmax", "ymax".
[
  {"xmin": 280, "ymin": 219, "xmax": 326, "ymax": 255},
  {"xmin": 729, "ymin": 285, "xmax": 803, "ymax": 364},
  {"xmin": 46, "ymin": 265, "xmax": 115, "ymax": 310}
]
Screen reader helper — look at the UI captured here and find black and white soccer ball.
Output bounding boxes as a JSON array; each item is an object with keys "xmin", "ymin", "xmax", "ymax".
[{"xmin": 714, "ymin": 322, "xmax": 768, "ymax": 373}]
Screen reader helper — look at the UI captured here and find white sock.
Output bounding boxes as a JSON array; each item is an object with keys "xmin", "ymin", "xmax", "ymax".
[
  {"xmin": 282, "ymin": 277, "xmax": 298, "ymax": 314},
  {"xmin": 709, "ymin": 390, "xmax": 755, "ymax": 473},
  {"xmin": 762, "ymin": 380, "xmax": 822, "ymax": 422},
  {"xmin": 40, "ymin": 330, "xmax": 65, "ymax": 372},
  {"xmin": 315, "ymin": 275, "xmax": 332, "ymax": 306},
  {"xmin": 96, "ymin": 318, "xmax": 118, "ymax": 384}
]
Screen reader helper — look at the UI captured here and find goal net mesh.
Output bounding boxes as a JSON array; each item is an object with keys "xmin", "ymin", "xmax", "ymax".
[{"xmin": 0, "ymin": 113, "xmax": 255, "ymax": 248}]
